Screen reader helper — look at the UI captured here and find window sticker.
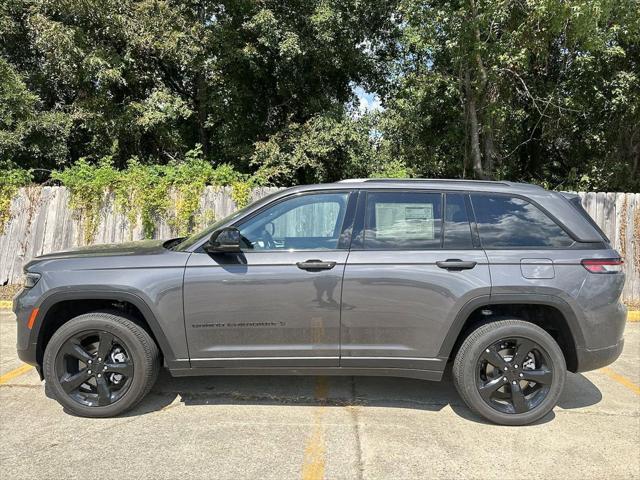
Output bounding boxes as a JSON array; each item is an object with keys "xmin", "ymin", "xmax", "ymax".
[{"xmin": 375, "ymin": 203, "xmax": 435, "ymax": 240}]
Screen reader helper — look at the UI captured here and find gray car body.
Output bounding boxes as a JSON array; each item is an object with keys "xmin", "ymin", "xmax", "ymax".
[{"xmin": 14, "ymin": 180, "xmax": 627, "ymax": 380}]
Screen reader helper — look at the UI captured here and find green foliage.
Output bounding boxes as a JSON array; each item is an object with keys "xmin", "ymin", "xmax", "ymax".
[
  {"xmin": 251, "ymin": 113, "xmax": 382, "ymax": 185},
  {"xmin": 51, "ymin": 158, "xmax": 118, "ymax": 243},
  {"xmin": 0, "ymin": 164, "xmax": 33, "ymax": 232},
  {"xmin": 0, "ymin": 0, "xmax": 639, "ymax": 192},
  {"xmin": 49, "ymin": 153, "xmax": 253, "ymax": 241},
  {"xmin": 113, "ymin": 159, "xmax": 167, "ymax": 239},
  {"xmin": 231, "ymin": 181, "xmax": 253, "ymax": 209}
]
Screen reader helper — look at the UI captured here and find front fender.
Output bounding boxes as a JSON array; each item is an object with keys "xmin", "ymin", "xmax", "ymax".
[{"xmin": 20, "ymin": 285, "xmax": 190, "ymax": 371}]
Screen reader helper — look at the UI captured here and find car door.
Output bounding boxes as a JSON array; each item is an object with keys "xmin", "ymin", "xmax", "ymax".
[
  {"xmin": 340, "ymin": 190, "xmax": 491, "ymax": 372},
  {"xmin": 183, "ymin": 190, "xmax": 356, "ymax": 368}
]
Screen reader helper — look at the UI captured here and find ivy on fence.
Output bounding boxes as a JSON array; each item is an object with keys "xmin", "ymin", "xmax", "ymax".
[{"xmin": 1, "ymin": 146, "xmax": 260, "ymax": 242}]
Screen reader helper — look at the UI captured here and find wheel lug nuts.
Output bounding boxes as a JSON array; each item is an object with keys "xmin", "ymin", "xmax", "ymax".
[
  {"xmin": 519, "ymin": 373, "xmax": 524, "ymax": 378},
  {"xmin": 97, "ymin": 374, "xmax": 101, "ymax": 378},
  {"xmin": 485, "ymin": 349, "xmax": 490, "ymax": 353},
  {"xmin": 503, "ymin": 377, "xmax": 507, "ymax": 382},
  {"xmin": 512, "ymin": 381, "xmax": 517, "ymax": 385},
  {"xmin": 98, "ymin": 358, "xmax": 102, "ymax": 362},
  {"xmin": 88, "ymin": 360, "xmax": 92, "ymax": 364},
  {"xmin": 103, "ymin": 366, "xmax": 107, "ymax": 371},
  {"xmin": 504, "ymin": 366, "xmax": 508, "ymax": 370},
  {"xmin": 514, "ymin": 365, "xmax": 518, "ymax": 369}
]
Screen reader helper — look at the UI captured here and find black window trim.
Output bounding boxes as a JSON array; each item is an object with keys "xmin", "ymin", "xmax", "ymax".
[{"xmin": 468, "ymin": 191, "xmax": 579, "ymax": 250}]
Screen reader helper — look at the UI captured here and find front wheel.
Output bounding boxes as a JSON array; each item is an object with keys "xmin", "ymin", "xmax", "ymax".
[
  {"xmin": 453, "ymin": 319, "xmax": 566, "ymax": 426},
  {"xmin": 43, "ymin": 312, "xmax": 160, "ymax": 417}
]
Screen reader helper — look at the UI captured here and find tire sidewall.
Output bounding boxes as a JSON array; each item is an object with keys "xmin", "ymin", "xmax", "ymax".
[
  {"xmin": 44, "ymin": 313, "xmax": 153, "ymax": 417},
  {"xmin": 457, "ymin": 321, "xmax": 566, "ymax": 426}
]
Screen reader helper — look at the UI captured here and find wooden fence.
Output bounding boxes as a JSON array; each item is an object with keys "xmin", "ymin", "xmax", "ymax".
[{"xmin": 0, "ymin": 187, "xmax": 638, "ymax": 304}]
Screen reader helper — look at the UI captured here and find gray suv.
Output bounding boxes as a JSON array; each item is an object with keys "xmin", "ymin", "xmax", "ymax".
[{"xmin": 13, "ymin": 179, "xmax": 626, "ymax": 425}]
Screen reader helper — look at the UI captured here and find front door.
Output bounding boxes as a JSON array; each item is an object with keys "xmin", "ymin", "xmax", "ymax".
[
  {"xmin": 184, "ymin": 190, "xmax": 355, "ymax": 368},
  {"xmin": 340, "ymin": 191, "xmax": 491, "ymax": 372}
]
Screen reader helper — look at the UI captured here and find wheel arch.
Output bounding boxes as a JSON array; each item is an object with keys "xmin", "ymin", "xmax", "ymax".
[
  {"xmin": 34, "ymin": 290, "xmax": 178, "ymax": 371},
  {"xmin": 439, "ymin": 294, "xmax": 585, "ymax": 372}
]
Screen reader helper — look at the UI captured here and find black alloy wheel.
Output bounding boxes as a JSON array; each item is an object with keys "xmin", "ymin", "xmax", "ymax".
[
  {"xmin": 453, "ymin": 319, "xmax": 566, "ymax": 426},
  {"xmin": 476, "ymin": 337, "xmax": 553, "ymax": 414},
  {"xmin": 44, "ymin": 312, "xmax": 160, "ymax": 417},
  {"xmin": 55, "ymin": 330, "xmax": 134, "ymax": 407}
]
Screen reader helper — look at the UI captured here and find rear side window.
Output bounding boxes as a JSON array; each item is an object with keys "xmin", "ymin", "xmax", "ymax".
[
  {"xmin": 364, "ymin": 192, "xmax": 442, "ymax": 249},
  {"xmin": 444, "ymin": 194, "xmax": 473, "ymax": 249},
  {"xmin": 568, "ymin": 196, "xmax": 610, "ymax": 243},
  {"xmin": 471, "ymin": 194, "xmax": 574, "ymax": 248}
]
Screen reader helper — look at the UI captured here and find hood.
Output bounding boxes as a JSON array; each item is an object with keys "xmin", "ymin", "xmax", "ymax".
[{"xmin": 30, "ymin": 239, "xmax": 169, "ymax": 262}]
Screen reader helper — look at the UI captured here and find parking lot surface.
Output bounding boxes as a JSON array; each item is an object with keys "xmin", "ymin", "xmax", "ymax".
[{"xmin": 1, "ymin": 310, "xmax": 638, "ymax": 480}]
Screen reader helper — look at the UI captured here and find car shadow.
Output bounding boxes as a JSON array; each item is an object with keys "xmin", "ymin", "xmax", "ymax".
[{"xmin": 123, "ymin": 367, "xmax": 603, "ymax": 424}]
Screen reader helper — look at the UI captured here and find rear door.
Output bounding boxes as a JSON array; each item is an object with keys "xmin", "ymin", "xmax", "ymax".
[{"xmin": 340, "ymin": 191, "xmax": 491, "ymax": 371}]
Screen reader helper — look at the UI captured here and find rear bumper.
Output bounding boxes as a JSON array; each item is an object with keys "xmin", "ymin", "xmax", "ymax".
[{"xmin": 575, "ymin": 338, "xmax": 624, "ymax": 373}]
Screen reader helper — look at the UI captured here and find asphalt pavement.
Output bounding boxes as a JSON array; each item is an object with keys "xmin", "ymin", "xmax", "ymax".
[{"xmin": 1, "ymin": 310, "xmax": 638, "ymax": 479}]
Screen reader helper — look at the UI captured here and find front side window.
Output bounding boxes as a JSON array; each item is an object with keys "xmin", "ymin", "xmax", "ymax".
[
  {"xmin": 364, "ymin": 192, "xmax": 442, "ymax": 249},
  {"xmin": 238, "ymin": 192, "xmax": 349, "ymax": 250},
  {"xmin": 471, "ymin": 194, "xmax": 574, "ymax": 248}
]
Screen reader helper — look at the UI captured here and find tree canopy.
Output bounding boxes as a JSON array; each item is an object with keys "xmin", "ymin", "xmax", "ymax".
[{"xmin": 1, "ymin": 0, "xmax": 638, "ymax": 191}]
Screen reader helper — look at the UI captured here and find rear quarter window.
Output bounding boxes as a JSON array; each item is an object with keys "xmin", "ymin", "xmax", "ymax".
[{"xmin": 471, "ymin": 194, "xmax": 574, "ymax": 248}]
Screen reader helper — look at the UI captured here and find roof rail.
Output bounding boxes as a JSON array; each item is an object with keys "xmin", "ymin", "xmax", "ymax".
[{"xmin": 337, "ymin": 178, "xmax": 541, "ymax": 188}]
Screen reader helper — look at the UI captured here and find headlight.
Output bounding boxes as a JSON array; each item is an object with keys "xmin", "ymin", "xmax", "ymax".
[{"xmin": 24, "ymin": 273, "xmax": 41, "ymax": 288}]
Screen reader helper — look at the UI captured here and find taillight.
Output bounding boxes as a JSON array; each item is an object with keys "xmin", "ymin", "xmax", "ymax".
[{"xmin": 581, "ymin": 258, "xmax": 623, "ymax": 273}]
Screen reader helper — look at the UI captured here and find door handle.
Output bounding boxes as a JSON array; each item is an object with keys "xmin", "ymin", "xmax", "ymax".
[
  {"xmin": 436, "ymin": 259, "xmax": 477, "ymax": 270},
  {"xmin": 296, "ymin": 259, "xmax": 337, "ymax": 271}
]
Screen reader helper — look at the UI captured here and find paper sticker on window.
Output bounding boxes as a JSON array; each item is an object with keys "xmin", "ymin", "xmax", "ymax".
[{"xmin": 375, "ymin": 203, "xmax": 434, "ymax": 240}]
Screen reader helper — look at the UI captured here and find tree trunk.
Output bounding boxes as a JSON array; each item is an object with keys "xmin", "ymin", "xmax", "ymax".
[
  {"xmin": 482, "ymin": 96, "xmax": 497, "ymax": 178},
  {"xmin": 465, "ymin": 69, "xmax": 484, "ymax": 179},
  {"xmin": 196, "ymin": 73, "xmax": 208, "ymax": 156}
]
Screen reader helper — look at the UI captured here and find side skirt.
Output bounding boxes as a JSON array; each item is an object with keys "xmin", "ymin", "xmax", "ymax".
[{"xmin": 168, "ymin": 366, "xmax": 445, "ymax": 382}]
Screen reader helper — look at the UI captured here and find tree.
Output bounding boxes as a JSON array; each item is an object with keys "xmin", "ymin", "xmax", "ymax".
[
  {"xmin": 1, "ymin": 0, "xmax": 399, "ymax": 171},
  {"xmin": 381, "ymin": 0, "xmax": 640, "ymax": 190}
]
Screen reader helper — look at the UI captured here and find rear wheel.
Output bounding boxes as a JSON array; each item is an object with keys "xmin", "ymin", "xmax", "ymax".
[
  {"xmin": 453, "ymin": 319, "xmax": 566, "ymax": 425},
  {"xmin": 43, "ymin": 312, "xmax": 160, "ymax": 417}
]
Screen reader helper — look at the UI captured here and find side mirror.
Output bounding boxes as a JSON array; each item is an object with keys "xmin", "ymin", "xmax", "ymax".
[{"xmin": 204, "ymin": 227, "xmax": 242, "ymax": 253}]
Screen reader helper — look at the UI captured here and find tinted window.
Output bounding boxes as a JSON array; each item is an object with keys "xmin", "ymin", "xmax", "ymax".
[
  {"xmin": 471, "ymin": 194, "xmax": 574, "ymax": 248},
  {"xmin": 238, "ymin": 192, "xmax": 349, "ymax": 250},
  {"xmin": 364, "ymin": 192, "xmax": 442, "ymax": 249},
  {"xmin": 444, "ymin": 194, "xmax": 473, "ymax": 249}
]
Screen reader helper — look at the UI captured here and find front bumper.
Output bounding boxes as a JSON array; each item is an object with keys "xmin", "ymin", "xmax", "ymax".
[
  {"xmin": 575, "ymin": 338, "xmax": 624, "ymax": 373},
  {"xmin": 13, "ymin": 287, "xmax": 41, "ymax": 372}
]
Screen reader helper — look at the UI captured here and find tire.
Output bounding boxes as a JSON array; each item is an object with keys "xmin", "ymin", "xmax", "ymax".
[
  {"xmin": 43, "ymin": 312, "xmax": 160, "ymax": 417},
  {"xmin": 453, "ymin": 319, "xmax": 566, "ymax": 426}
]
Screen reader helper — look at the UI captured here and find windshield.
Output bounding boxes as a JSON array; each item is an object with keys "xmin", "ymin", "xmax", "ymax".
[{"xmin": 171, "ymin": 190, "xmax": 282, "ymax": 251}]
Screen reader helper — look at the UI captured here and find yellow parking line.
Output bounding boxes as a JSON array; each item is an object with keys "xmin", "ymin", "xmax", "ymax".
[
  {"xmin": 628, "ymin": 311, "xmax": 640, "ymax": 322},
  {"xmin": 302, "ymin": 377, "xmax": 328, "ymax": 480},
  {"xmin": 0, "ymin": 364, "xmax": 33, "ymax": 385},
  {"xmin": 600, "ymin": 367, "xmax": 640, "ymax": 395}
]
